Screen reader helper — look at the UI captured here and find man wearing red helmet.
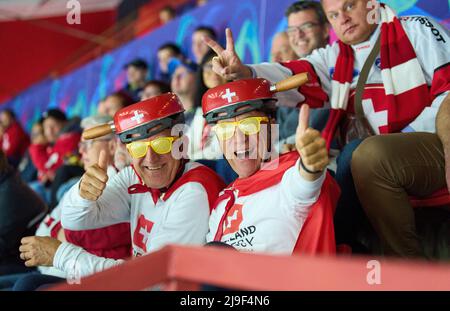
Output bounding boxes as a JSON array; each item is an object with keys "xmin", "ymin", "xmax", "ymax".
[
  {"xmin": 202, "ymin": 79, "xmax": 340, "ymax": 254},
  {"xmin": 27, "ymin": 94, "xmax": 225, "ymax": 278}
]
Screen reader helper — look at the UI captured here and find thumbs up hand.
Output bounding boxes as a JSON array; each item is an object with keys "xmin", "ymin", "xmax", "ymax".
[
  {"xmin": 295, "ymin": 105, "xmax": 329, "ymax": 180},
  {"xmin": 79, "ymin": 150, "xmax": 109, "ymax": 201}
]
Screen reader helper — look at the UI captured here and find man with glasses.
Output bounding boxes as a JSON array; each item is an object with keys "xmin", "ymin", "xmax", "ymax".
[
  {"xmin": 285, "ymin": 1, "xmax": 330, "ymax": 58},
  {"xmin": 202, "ymin": 79, "xmax": 339, "ymax": 254},
  {"xmin": 32, "ymin": 94, "xmax": 225, "ymax": 278},
  {"xmin": 277, "ymin": 1, "xmax": 331, "ymax": 148}
]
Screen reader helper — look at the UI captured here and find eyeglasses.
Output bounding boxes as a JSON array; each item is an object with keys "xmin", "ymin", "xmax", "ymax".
[
  {"xmin": 212, "ymin": 116, "xmax": 269, "ymax": 141},
  {"xmin": 126, "ymin": 136, "xmax": 179, "ymax": 158},
  {"xmin": 286, "ymin": 22, "xmax": 319, "ymax": 37}
]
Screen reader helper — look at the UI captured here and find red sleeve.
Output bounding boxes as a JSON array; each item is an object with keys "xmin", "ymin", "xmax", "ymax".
[
  {"xmin": 280, "ymin": 60, "xmax": 329, "ymax": 109},
  {"xmin": 29, "ymin": 143, "xmax": 51, "ymax": 172},
  {"xmin": 29, "ymin": 132, "xmax": 81, "ymax": 175}
]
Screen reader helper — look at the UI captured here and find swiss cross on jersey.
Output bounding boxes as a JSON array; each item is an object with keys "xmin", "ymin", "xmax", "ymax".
[
  {"xmin": 350, "ymin": 84, "xmax": 392, "ymax": 134},
  {"xmin": 222, "ymin": 204, "xmax": 243, "ymax": 236},
  {"xmin": 132, "ymin": 214, "xmax": 154, "ymax": 255}
]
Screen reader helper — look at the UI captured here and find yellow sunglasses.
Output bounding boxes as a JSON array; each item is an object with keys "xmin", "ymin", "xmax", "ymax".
[
  {"xmin": 126, "ymin": 136, "xmax": 178, "ymax": 158},
  {"xmin": 212, "ymin": 116, "xmax": 269, "ymax": 141}
]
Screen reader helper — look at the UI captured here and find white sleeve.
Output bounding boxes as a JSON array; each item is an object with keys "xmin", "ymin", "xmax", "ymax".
[
  {"xmin": 53, "ymin": 242, "xmax": 124, "ymax": 278},
  {"xmin": 60, "ymin": 168, "xmax": 133, "ymax": 230},
  {"xmin": 403, "ymin": 91, "xmax": 449, "ymax": 133},
  {"xmin": 401, "ymin": 17, "xmax": 450, "ymax": 133},
  {"xmin": 149, "ymin": 183, "xmax": 210, "ymax": 251},
  {"xmin": 279, "ymin": 159, "xmax": 326, "ymax": 218},
  {"xmin": 304, "ymin": 45, "xmax": 336, "ymax": 96}
]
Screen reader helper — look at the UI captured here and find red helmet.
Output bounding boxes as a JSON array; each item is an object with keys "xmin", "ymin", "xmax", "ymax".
[
  {"xmin": 202, "ymin": 78, "xmax": 277, "ymax": 124},
  {"xmin": 114, "ymin": 93, "xmax": 185, "ymax": 143}
]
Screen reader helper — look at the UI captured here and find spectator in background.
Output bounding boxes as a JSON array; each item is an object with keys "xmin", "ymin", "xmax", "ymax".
[
  {"xmin": 187, "ymin": 50, "xmax": 227, "ymax": 160},
  {"xmin": 140, "ymin": 80, "xmax": 171, "ymax": 101},
  {"xmin": 97, "ymin": 91, "xmax": 136, "ymax": 171},
  {"xmin": 276, "ymin": 1, "xmax": 331, "ymax": 147},
  {"xmin": 0, "ymin": 150, "xmax": 47, "ymax": 276},
  {"xmin": 285, "ymin": 0, "xmax": 330, "ymax": 58},
  {"xmin": 269, "ymin": 31, "xmax": 302, "ymax": 151},
  {"xmin": 0, "ymin": 109, "xmax": 30, "ymax": 168},
  {"xmin": 191, "ymin": 26, "xmax": 216, "ymax": 64},
  {"xmin": 170, "ymin": 60, "xmax": 198, "ymax": 127},
  {"xmin": 159, "ymin": 5, "xmax": 176, "ymax": 25},
  {"xmin": 270, "ymin": 32, "xmax": 297, "ymax": 62},
  {"xmin": 192, "ymin": 50, "xmax": 236, "ymax": 182},
  {"xmin": 28, "ymin": 109, "xmax": 81, "ymax": 203},
  {"xmin": 121, "ymin": 59, "xmax": 149, "ymax": 102},
  {"xmin": 18, "ymin": 120, "xmax": 45, "ymax": 183},
  {"xmin": 99, "ymin": 91, "xmax": 135, "ymax": 118},
  {"xmin": 157, "ymin": 43, "xmax": 184, "ymax": 84}
]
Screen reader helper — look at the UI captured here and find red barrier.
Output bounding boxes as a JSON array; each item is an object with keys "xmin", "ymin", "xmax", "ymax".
[{"xmin": 49, "ymin": 245, "xmax": 450, "ymax": 291}]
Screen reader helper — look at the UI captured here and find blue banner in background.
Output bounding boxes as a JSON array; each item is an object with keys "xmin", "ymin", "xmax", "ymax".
[{"xmin": 3, "ymin": 0, "xmax": 449, "ymax": 131}]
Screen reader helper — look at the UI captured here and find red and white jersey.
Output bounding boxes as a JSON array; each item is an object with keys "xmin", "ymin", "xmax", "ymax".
[
  {"xmin": 55, "ymin": 162, "xmax": 224, "ymax": 277},
  {"xmin": 206, "ymin": 155, "xmax": 325, "ymax": 254},
  {"xmin": 251, "ymin": 16, "xmax": 449, "ymax": 134}
]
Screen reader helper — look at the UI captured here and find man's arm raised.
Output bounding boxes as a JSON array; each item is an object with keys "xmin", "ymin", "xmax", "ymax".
[
  {"xmin": 295, "ymin": 104, "xmax": 329, "ymax": 181},
  {"xmin": 203, "ymin": 28, "xmax": 253, "ymax": 80}
]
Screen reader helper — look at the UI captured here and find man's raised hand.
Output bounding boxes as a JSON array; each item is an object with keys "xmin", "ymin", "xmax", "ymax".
[
  {"xmin": 203, "ymin": 28, "xmax": 253, "ymax": 81},
  {"xmin": 295, "ymin": 104, "xmax": 329, "ymax": 180},
  {"xmin": 79, "ymin": 149, "xmax": 108, "ymax": 201}
]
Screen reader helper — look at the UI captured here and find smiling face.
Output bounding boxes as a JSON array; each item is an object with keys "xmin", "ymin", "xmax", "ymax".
[
  {"xmin": 322, "ymin": 0, "xmax": 376, "ymax": 45},
  {"xmin": 216, "ymin": 110, "xmax": 271, "ymax": 178},
  {"xmin": 270, "ymin": 32, "xmax": 298, "ymax": 62},
  {"xmin": 287, "ymin": 9, "xmax": 329, "ymax": 57},
  {"xmin": 130, "ymin": 128, "xmax": 181, "ymax": 189}
]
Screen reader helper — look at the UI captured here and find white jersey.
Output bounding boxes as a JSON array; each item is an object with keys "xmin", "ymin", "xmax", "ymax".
[
  {"xmin": 35, "ymin": 166, "xmax": 120, "ymax": 278},
  {"xmin": 55, "ymin": 162, "xmax": 213, "ymax": 277},
  {"xmin": 251, "ymin": 16, "xmax": 449, "ymax": 133},
  {"xmin": 206, "ymin": 159, "xmax": 325, "ymax": 254}
]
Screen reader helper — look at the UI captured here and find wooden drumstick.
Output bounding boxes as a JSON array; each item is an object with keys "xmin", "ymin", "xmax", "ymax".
[
  {"xmin": 82, "ymin": 123, "xmax": 114, "ymax": 140},
  {"xmin": 270, "ymin": 72, "xmax": 309, "ymax": 92}
]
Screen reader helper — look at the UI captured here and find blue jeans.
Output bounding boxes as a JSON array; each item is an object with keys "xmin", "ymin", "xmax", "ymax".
[
  {"xmin": 12, "ymin": 273, "xmax": 64, "ymax": 291},
  {"xmin": 333, "ymin": 139, "xmax": 367, "ymax": 249},
  {"xmin": 0, "ymin": 272, "xmax": 36, "ymax": 290}
]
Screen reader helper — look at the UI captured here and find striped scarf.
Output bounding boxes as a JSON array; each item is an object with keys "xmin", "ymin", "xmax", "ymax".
[{"xmin": 323, "ymin": 4, "xmax": 431, "ymax": 148}]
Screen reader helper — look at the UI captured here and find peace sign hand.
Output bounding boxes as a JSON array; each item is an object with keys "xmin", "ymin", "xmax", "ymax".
[{"xmin": 203, "ymin": 28, "xmax": 253, "ymax": 81}]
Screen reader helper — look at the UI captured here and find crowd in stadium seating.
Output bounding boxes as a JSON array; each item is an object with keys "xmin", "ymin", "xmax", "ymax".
[{"xmin": 0, "ymin": 0, "xmax": 449, "ymax": 291}]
